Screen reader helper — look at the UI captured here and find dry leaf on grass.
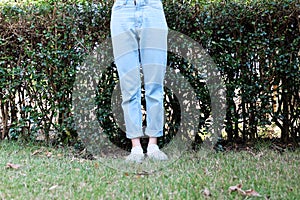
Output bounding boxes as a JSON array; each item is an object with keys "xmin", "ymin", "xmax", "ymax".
[
  {"xmin": 32, "ymin": 149, "xmax": 58, "ymax": 158},
  {"xmin": 49, "ymin": 185, "xmax": 58, "ymax": 190},
  {"xmin": 32, "ymin": 149, "xmax": 44, "ymax": 156},
  {"xmin": 94, "ymin": 162, "xmax": 99, "ymax": 168},
  {"xmin": 6, "ymin": 163, "xmax": 21, "ymax": 169},
  {"xmin": 245, "ymin": 189, "xmax": 262, "ymax": 197},
  {"xmin": 74, "ymin": 168, "xmax": 80, "ymax": 172},
  {"xmin": 229, "ymin": 184, "xmax": 261, "ymax": 197},
  {"xmin": 203, "ymin": 188, "xmax": 211, "ymax": 197},
  {"xmin": 203, "ymin": 167, "xmax": 211, "ymax": 176},
  {"xmin": 229, "ymin": 184, "xmax": 243, "ymax": 192},
  {"xmin": 57, "ymin": 153, "xmax": 63, "ymax": 157},
  {"xmin": 46, "ymin": 151, "xmax": 53, "ymax": 158}
]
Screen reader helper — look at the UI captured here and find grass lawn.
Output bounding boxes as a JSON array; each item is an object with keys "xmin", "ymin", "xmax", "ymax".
[{"xmin": 0, "ymin": 141, "xmax": 299, "ymax": 199}]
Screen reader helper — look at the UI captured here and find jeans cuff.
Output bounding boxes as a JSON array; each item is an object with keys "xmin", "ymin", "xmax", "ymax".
[
  {"xmin": 126, "ymin": 131, "xmax": 144, "ymax": 139},
  {"xmin": 145, "ymin": 129, "xmax": 163, "ymax": 138}
]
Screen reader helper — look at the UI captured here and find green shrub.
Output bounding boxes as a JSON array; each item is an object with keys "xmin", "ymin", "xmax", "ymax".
[{"xmin": 0, "ymin": 0, "xmax": 299, "ymax": 149}]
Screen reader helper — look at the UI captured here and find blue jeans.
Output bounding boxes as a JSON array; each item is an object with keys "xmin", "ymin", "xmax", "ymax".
[{"xmin": 110, "ymin": 0, "xmax": 168, "ymax": 139}]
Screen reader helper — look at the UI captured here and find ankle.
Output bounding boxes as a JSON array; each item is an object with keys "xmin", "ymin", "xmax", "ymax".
[
  {"xmin": 131, "ymin": 138, "xmax": 141, "ymax": 147},
  {"xmin": 148, "ymin": 137, "xmax": 157, "ymax": 146}
]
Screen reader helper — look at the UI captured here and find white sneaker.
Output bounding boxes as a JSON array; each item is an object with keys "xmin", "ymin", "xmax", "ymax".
[
  {"xmin": 147, "ymin": 144, "xmax": 168, "ymax": 161},
  {"xmin": 125, "ymin": 146, "xmax": 144, "ymax": 163}
]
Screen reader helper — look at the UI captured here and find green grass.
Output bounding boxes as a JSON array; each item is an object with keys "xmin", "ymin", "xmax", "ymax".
[{"xmin": 0, "ymin": 141, "xmax": 299, "ymax": 199}]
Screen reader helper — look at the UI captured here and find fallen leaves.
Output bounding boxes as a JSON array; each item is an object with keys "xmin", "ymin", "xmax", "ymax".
[
  {"xmin": 74, "ymin": 168, "xmax": 81, "ymax": 172},
  {"xmin": 6, "ymin": 163, "xmax": 21, "ymax": 169},
  {"xmin": 228, "ymin": 183, "xmax": 243, "ymax": 192},
  {"xmin": 229, "ymin": 183, "xmax": 261, "ymax": 197},
  {"xmin": 123, "ymin": 171, "xmax": 150, "ymax": 179},
  {"xmin": 203, "ymin": 188, "xmax": 211, "ymax": 197},
  {"xmin": 244, "ymin": 189, "xmax": 261, "ymax": 197},
  {"xmin": 94, "ymin": 162, "xmax": 99, "ymax": 169},
  {"xmin": 45, "ymin": 151, "xmax": 53, "ymax": 158},
  {"xmin": 32, "ymin": 148, "xmax": 61, "ymax": 158},
  {"xmin": 49, "ymin": 185, "xmax": 59, "ymax": 191},
  {"xmin": 32, "ymin": 149, "xmax": 44, "ymax": 156}
]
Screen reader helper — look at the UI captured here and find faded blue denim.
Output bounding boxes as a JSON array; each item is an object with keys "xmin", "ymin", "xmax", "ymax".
[{"xmin": 110, "ymin": 0, "xmax": 168, "ymax": 139}]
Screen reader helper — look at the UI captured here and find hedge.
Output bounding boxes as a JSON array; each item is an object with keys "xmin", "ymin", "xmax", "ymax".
[{"xmin": 0, "ymin": 0, "xmax": 299, "ymax": 149}]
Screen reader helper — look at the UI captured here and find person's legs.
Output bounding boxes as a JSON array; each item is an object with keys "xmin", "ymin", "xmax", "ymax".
[
  {"xmin": 112, "ymin": 34, "xmax": 147, "ymax": 162},
  {"xmin": 111, "ymin": 0, "xmax": 145, "ymax": 162},
  {"xmin": 111, "ymin": 0, "xmax": 169, "ymax": 161},
  {"xmin": 140, "ymin": 47, "xmax": 168, "ymax": 161},
  {"xmin": 140, "ymin": 47, "xmax": 167, "ymax": 139},
  {"xmin": 139, "ymin": 0, "xmax": 168, "ymax": 160},
  {"xmin": 114, "ymin": 50, "xmax": 145, "ymax": 162},
  {"xmin": 114, "ymin": 51, "xmax": 144, "ymax": 139}
]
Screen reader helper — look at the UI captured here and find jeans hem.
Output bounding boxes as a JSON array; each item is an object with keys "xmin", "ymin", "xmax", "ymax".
[
  {"xmin": 126, "ymin": 132, "xmax": 145, "ymax": 139},
  {"xmin": 145, "ymin": 130, "xmax": 163, "ymax": 138}
]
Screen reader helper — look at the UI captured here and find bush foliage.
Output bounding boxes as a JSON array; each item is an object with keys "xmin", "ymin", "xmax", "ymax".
[{"xmin": 0, "ymin": 0, "xmax": 299, "ymax": 148}]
